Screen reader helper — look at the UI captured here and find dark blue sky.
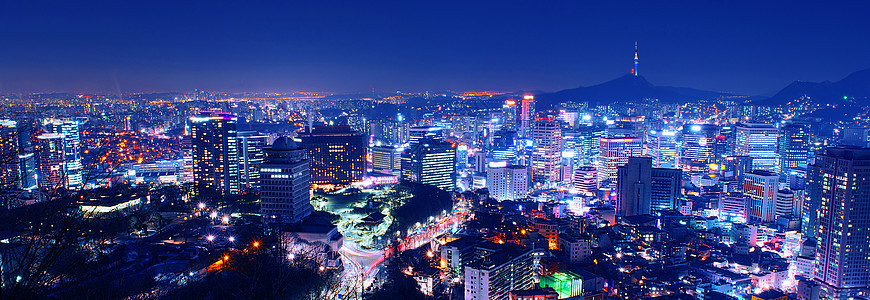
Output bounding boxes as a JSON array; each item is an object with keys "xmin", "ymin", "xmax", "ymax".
[{"xmin": 1, "ymin": 1, "xmax": 868, "ymax": 95}]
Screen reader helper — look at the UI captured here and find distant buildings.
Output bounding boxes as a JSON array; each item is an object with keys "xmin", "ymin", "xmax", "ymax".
[
  {"xmin": 189, "ymin": 112, "xmax": 240, "ymax": 196},
  {"xmin": 260, "ymin": 137, "xmax": 312, "ymax": 226},
  {"xmin": 645, "ymin": 129, "xmax": 678, "ymax": 169},
  {"xmin": 298, "ymin": 126, "xmax": 366, "ymax": 185}
]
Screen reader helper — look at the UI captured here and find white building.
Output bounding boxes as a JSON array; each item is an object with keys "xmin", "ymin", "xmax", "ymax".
[
  {"xmin": 735, "ymin": 123, "xmax": 779, "ymax": 173},
  {"xmin": 487, "ymin": 165, "xmax": 529, "ymax": 201},
  {"xmin": 744, "ymin": 170, "xmax": 779, "ymax": 223}
]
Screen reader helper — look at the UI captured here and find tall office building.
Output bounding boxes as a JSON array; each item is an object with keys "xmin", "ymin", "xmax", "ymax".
[
  {"xmin": 616, "ymin": 157, "xmax": 682, "ymax": 216},
  {"xmin": 487, "ymin": 165, "xmax": 529, "ymax": 201},
  {"xmin": 576, "ymin": 124, "xmax": 605, "ymax": 166},
  {"xmin": 520, "ymin": 95, "xmax": 535, "ymax": 138},
  {"xmin": 531, "ymin": 119, "xmax": 561, "ymax": 183},
  {"xmin": 400, "ymin": 138, "xmax": 456, "ymax": 191},
  {"xmin": 36, "ymin": 133, "xmax": 65, "ymax": 194},
  {"xmin": 370, "ymin": 119, "xmax": 409, "ymax": 146},
  {"xmin": 501, "ymin": 99, "xmax": 519, "ymax": 132},
  {"xmin": 491, "ymin": 130, "xmax": 517, "ymax": 164},
  {"xmin": 778, "ymin": 122, "xmax": 810, "ymax": 176},
  {"xmin": 810, "ymin": 147, "xmax": 870, "ymax": 300},
  {"xmin": 43, "ymin": 119, "xmax": 83, "ymax": 190},
  {"xmin": 735, "ymin": 123, "xmax": 779, "ymax": 173},
  {"xmin": 680, "ymin": 124, "xmax": 719, "ymax": 172},
  {"xmin": 298, "ymin": 126, "xmax": 367, "ymax": 185},
  {"xmin": 189, "ymin": 112, "xmax": 240, "ymax": 195},
  {"xmin": 408, "ymin": 126, "xmax": 444, "ymax": 147},
  {"xmin": 743, "ymin": 170, "xmax": 779, "ymax": 223},
  {"xmin": 371, "ymin": 145, "xmax": 402, "ymax": 174},
  {"xmin": 260, "ymin": 137, "xmax": 312, "ymax": 226},
  {"xmin": 181, "ymin": 137, "xmax": 194, "ymax": 183},
  {"xmin": 0, "ymin": 120, "xmax": 21, "ymax": 187},
  {"xmin": 606, "ymin": 116, "xmax": 645, "ymax": 139},
  {"xmin": 645, "ymin": 129, "xmax": 679, "ymax": 169},
  {"xmin": 597, "ymin": 137, "xmax": 643, "ymax": 184},
  {"xmin": 237, "ymin": 131, "xmax": 269, "ymax": 192}
]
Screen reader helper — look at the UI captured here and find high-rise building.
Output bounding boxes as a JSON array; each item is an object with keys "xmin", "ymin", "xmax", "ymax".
[
  {"xmin": 531, "ymin": 119, "xmax": 561, "ymax": 183},
  {"xmin": 576, "ymin": 124, "xmax": 605, "ymax": 166},
  {"xmin": 487, "ymin": 165, "xmax": 529, "ymax": 201},
  {"xmin": 181, "ymin": 137, "xmax": 194, "ymax": 184},
  {"xmin": 237, "ymin": 131, "xmax": 269, "ymax": 192},
  {"xmin": 616, "ymin": 157, "xmax": 682, "ymax": 216},
  {"xmin": 260, "ymin": 137, "xmax": 312, "ymax": 227},
  {"xmin": 408, "ymin": 126, "xmax": 444, "ymax": 147},
  {"xmin": 572, "ymin": 166, "xmax": 597, "ymax": 196},
  {"xmin": 645, "ymin": 129, "xmax": 679, "ymax": 169},
  {"xmin": 298, "ymin": 126, "xmax": 367, "ymax": 185},
  {"xmin": 520, "ymin": 95, "xmax": 535, "ymax": 138},
  {"xmin": 735, "ymin": 123, "xmax": 779, "ymax": 173},
  {"xmin": 606, "ymin": 116, "xmax": 645, "ymax": 140},
  {"xmin": 743, "ymin": 170, "xmax": 779, "ymax": 223},
  {"xmin": 778, "ymin": 122, "xmax": 810, "ymax": 176},
  {"xmin": 371, "ymin": 145, "xmax": 402, "ymax": 174},
  {"xmin": 597, "ymin": 137, "xmax": 643, "ymax": 185},
  {"xmin": 810, "ymin": 147, "xmax": 870, "ymax": 300},
  {"xmin": 370, "ymin": 119, "xmax": 409, "ymax": 146},
  {"xmin": 189, "ymin": 112, "xmax": 240, "ymax": 195},
  {"xmin": 502, "ymin": 99, "xmax": 519, "ymax": 132},
  {"xmin": 43, "ymin": 119, "xmax": 83, "ymax": 190},
  {"xmin": 680, "ymin": 124, "xmax": 719, "ymax": 172},
  {"xmin": 36, "ymin": 133, "xmax": 65, "ymax": 194},
  {"xmin": 400, "ymin": 138, "xmax": 456, "ymax": 191},
  {"xmin": 491, "ymin": 130, "xmax": 517, "ymax": 164},
  {"xmin": 0, "ymin": 120, "xmax": 21, "ymax": 188}
]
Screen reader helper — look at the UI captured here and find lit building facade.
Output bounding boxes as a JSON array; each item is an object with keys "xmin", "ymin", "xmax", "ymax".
[
  {"xmin": 735, "ymin": 123, "xmax": 779, "ymax": 173},
  {"xmin": 260, "ymin": 137, "xmax": 312, "ymax": 227},
  {"xmin": 532, "ymin": 119, "xmax": 561, "ymax": 183},
  {"xmin": 189, "ymin": 112, "xmax": 240, "ymax": 195},
  {"xmin": 298, "ymin": 126, "xmax": 366, "ymax": 185}
]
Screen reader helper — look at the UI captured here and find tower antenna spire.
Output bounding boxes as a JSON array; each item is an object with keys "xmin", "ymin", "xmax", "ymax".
[{"xmin": 633, "ymin": 41, "xmax": 639, "ymax": 76}]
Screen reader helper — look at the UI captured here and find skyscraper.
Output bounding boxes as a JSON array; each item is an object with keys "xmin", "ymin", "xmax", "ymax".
[
  {"xmin": 260, "ymin": 137, "xmax": 312, "ymax": 227},
  {"xmin": 597, "ymin": 137, "xmax": 643, "ymax": 185},
  {"xmin": 0, "ymin": 120, "xmax": 21, "ymax": 188},
  {"xmin": 298, "ymin": 126, "xmax": 367, "ymax": 185},
  {"xmin": 532, "ymin": 119, "xmax": 561, "ymax": 183},
  {"xmin": 36, "ymin": 133, "xmax": 65, "ymax": 194},
  {"xmin": 487, "ymin": 165, "xmax": 528, "ymax": 201},
  {"xmin": 520, "ymin": 95, "xmax": 535, "ymax": 138},
  {"xmin": 43, "ymin": 119, "xmax": 83, "ymax": 190},
  {"xmin": 501, "ymin": 99, "xmax": 519, "ymax": 132},
  {"xmin": 616, "ymin": 156, "xmax": 682, "ymax": 216},
  {"xmin": 680, "ymin": 124, "xmax": 719, "ymax": 173},
  {"xmin": 408, "ymin": 126, "xmax": 443, "ymax": 147},
  {"xmin": 810, "ymin": 147, "xmax": 870, "ymax": 300},
  {"xmin": 400, "ymin": 138, "xmax": 456, "ymax": 191},
  {"xmin": 735, "ymin": 123, "xmax": 779, "ymax": 173},
  {"xmin": 778, "ymin": 122, "xmax": 810, "ymax": 176},
  {"xmin": 237, "ymin": 131, "xmax": 269, "ymax": 192},
  {"xmin": 743, "ymin": 170, "xmax": 779, "ymax": 223},
  {"xmin": 189, "ymin": 112, "xmax": 240, "ymax": 196},
  {"xmin": 645, "ymin": 129, "xmax": 679, "ymax": 169},
  {"xmin": 371, "ymin": 145, "xmax": 402, "ymax": 174}
]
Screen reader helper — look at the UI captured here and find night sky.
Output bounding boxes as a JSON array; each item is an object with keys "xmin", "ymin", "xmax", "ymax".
[{"xmin": 1, "ymin": 1, "xmax": 868, "ymax": 95}]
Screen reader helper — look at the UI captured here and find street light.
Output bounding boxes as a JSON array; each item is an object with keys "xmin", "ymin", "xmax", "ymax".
[
  {"xmin": 197, "ymin": 202, "xmax": 205, "ymax": 210},
  {"xmin": 206, "ymin": 235, "xmax": 215, "ymax": 242},
  {"xmin": 210, "ymin": 211, "xmax": 218, "ymax": 219},
  {"xmin": 228, "ymin": 236, "xmax": 235, "ymax": 243}
]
